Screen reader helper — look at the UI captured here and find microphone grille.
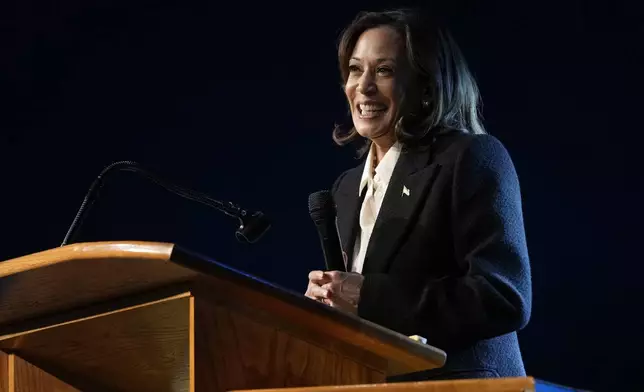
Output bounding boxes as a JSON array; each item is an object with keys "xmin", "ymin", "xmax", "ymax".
[{"xmin": 308, "ymin": 190, "xmax": 332, "ymax": 221}]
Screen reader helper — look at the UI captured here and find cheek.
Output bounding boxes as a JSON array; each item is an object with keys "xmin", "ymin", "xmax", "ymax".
[
  {"xmin": 378, "ymin": 81, "xmax": 401, "ymax": 106},
  {"xmin": 344, "ymin": 87, "xmax": 356, "ymax": 107}
]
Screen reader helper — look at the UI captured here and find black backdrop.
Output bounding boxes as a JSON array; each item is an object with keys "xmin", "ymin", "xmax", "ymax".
[{"xmin": 1, "ymin": 0, "xmax": 642, "ymax": 390}]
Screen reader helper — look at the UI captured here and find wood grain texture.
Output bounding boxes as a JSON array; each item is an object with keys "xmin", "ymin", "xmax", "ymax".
[
  {"xmin": 0, "ymin": 241, "xmax": 446, "ymax": 387},
  {"xmin": 193, "ymin": 295, "xmax": 385, "ymax": 392},
  {"xmin": 229, "ymin": 377, "xmax": 537, "ymax": 392},
  {"xmin": 172, "ymin": 245, "xmax": 446, "ymax": 376},
  {"xmin": 0, "ymin": 351, "xmax": 9, "ymax": 392},
  {"xmin": 12, "ymin": 354, "xmax": 81, "ymax": 392},
  {"xmin": 0, "ymin": 352, "xmax": 80, "ymax": 392},
  {"xmin": 0, "ymin": 293, "xmax": 192, "ymax": 392},
  {"xmin": 187, "ymin": 270, "xmax": 442, "ymax": 377},
  {"xmin": 0, "ymin": 288, "xmax": 386, "ymax": 392},
  {"xmin": 0, "ymin": 242, "xmax": 173, "ymax": 278},
  {"xmin": 0, "ymin": 242, "xmax": 198, "ymax": 329}
]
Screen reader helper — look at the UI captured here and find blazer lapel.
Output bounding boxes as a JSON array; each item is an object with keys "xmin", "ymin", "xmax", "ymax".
[
  {"xmin": 362, "ymin": 147, "xmax": 441, "ymax": 274},
  {"xmin": 334, "ymin": 163, "xmax": 364, "ymax": 269}
]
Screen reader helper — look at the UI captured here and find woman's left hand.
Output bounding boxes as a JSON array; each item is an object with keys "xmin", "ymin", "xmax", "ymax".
[{"xmin": 305, "ymin": 270, "xmax": 364, "ymax": 314}]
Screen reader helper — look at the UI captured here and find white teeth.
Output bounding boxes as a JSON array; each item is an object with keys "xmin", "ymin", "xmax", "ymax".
[{"xmin": 359, "ymin": 103, "xmax": 387, "ymax": 114}]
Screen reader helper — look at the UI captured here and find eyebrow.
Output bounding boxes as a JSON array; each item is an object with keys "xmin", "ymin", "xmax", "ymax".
[{"xmin": 350, "ymin": 56, "xmax": 396, "ymax": 63}]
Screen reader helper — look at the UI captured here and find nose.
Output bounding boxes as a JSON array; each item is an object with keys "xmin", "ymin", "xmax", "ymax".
[{"xmin": 356, "ymin": 72, "xmax": 377, "ymax": 95}]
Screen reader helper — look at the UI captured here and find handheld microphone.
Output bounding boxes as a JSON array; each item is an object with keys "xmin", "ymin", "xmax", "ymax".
[
  {"xmin": 308, "ymin": 190, "xmax": 346, "ymax": 272},
  {"xmin": 61, "ymin": 160, "xmax": 270, "ymax": 246}
]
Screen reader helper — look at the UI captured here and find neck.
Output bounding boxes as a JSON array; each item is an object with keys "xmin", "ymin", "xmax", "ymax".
[{"xmin": 371, "ymin": 134, "xmax": 396, "ymax": 164}]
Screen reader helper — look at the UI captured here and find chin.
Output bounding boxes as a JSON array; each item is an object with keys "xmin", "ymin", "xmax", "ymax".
[
  {"xmin": 354, "ymin": 122, "xmax": 393, "ymax": 141},
  {"xmin": 356, "ymin": 128, "xmax": 381, "ymax": 140},
  {"xmin": 353, "ymin": 114, "xmax": 394, "ymax": 141}
]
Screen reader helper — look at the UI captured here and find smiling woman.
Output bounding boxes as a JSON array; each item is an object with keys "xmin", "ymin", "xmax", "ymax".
[
  {"xmin": 305, "ymin": 8, "xmax": 533, "ymax": 382},
  {"xmin": 344, "ymin": 26, "xmax": 405, "ymax": 147},
  {"xmin": 332, "ymin": 9, "xmax": 485, "ymax": 160}
]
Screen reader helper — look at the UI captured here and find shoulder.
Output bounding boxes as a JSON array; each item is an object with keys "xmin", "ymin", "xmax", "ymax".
[
  {"xmin": 428, "ymin": 132, "xmax": 521, "ymax": 199},
  {"xmin": 432, "ymin": 132, "xmax": 514, "ymax": 169},
  {"xmin": 432, "ymin": 132, "xmax": 522, "ymax": 203}
]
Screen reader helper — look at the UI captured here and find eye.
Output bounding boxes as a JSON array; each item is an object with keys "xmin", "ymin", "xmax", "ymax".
[
  {"xmin": 348, "ymin": 64, "xmax": 361, "ymax": 73},
  {"xmin": 377, "ymin": 66, "xmax": 394, "ymax": 76}
]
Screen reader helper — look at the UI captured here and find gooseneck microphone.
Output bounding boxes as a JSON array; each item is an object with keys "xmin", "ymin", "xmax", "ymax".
[
  {"xmin": 308, "ymin": 190, "xmax": 346, "ymax": 271},
  {"xmin": 61, "ymin": 160, "xmax": 270, "ymax": 246}
]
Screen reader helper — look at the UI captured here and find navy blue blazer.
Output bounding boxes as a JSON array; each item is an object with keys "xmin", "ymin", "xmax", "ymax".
[{"xmin": 331, "ymin": 131, "xmax": 532, "ymax": 380}]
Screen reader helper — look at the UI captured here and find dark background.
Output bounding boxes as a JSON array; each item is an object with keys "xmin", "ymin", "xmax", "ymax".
[{"xmin": 1, "ymin": 0, "xmax": 642, "ymax": 390}]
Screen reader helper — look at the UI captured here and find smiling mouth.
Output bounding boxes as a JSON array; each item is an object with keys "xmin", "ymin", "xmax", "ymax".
[{"xmin": 358, "ymin": 103, "xmax": 388, "ymax": 119}]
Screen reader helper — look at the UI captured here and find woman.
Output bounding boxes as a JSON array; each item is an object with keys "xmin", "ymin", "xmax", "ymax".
[{"xmin": 305, "ymin": 9, "xmax": 532, "ymax": 380}]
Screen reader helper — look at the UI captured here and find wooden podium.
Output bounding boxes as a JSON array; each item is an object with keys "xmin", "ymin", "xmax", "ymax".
[{"xmin": 0, "ymin": 241, "xmax": 447, "ymax": 392}]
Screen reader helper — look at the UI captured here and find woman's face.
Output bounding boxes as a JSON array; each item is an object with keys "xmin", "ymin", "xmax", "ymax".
[{"xmin": 345, "ymin": 26, "xmax": 412, "ymax": 142}]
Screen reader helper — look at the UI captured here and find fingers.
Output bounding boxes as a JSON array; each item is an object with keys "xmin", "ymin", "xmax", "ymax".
[
  {"xmin": 308, "ymin": 270, "xmax": 330, "ymax": 284},
  {"xmin": 306, "ymin": 270, "xmax": 349, "ymax": 304},
  {"xmin": 305, "ymin": 280, "xmax": 318, "ymax": 300},
  {"xmin": 322, "ymin": 282, "xmax": 357, "ymax": 305},
  {"xmin": 309, "ymin": 270, "xmax": 336, "ymax": 285},
  {"xmin": 307, "ymin": 284, "xmax": 331, "ymax": 300},
  {"xmin": 324, "ymin": 270, "xmax": 342, "ymax": 280},
  {"xmin": 309, "ymin": 270, "xmax": 345, "ymax": 282},
  {"xmin": 321, "ymin": 281, "xmax": 344, "ymax": 297},
  {"xmin": 305, "ymin": 281, "xmax": 355, "ymax": 314}
]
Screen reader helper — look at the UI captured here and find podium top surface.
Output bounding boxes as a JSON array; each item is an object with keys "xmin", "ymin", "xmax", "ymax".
[{"xmin": 0, "ymin": 241, "xmax": 446, "ymax": 376}]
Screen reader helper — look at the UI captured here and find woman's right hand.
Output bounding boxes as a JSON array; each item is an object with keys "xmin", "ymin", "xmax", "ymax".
[
  {"xmin": 305, "ymin": 270, "xmax": 331, "ymax": 304},
  {"xmin": 305, "ymin": 270, "xmax": 363, "ymax": 315}
]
